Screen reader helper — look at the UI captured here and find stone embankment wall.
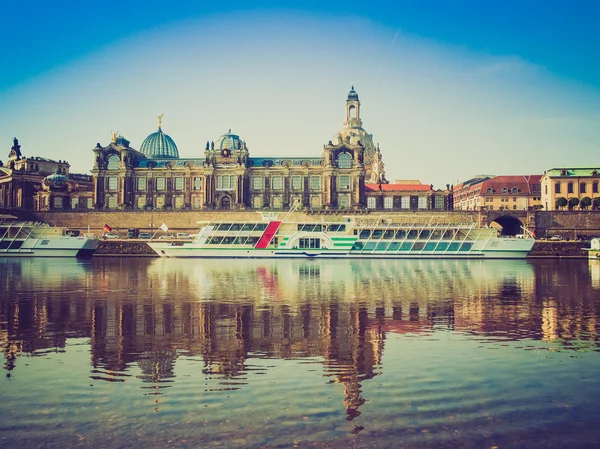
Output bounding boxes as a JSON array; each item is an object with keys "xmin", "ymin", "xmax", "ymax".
[
  {"xmin": 529, "ymin": 241, "xmax": 589, "ymax": 258},
  {"xmin": 535, "ymin": 211, "xmax": 600, "ymax": 240},
  {"xmin": 25, "ymin": 210, "xmax": 480, "ymax": 235}
]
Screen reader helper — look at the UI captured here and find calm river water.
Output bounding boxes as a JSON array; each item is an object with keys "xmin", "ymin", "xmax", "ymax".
[{"xmin": 1, "ymin": 257, "xmax": 600, "ymax": 449}]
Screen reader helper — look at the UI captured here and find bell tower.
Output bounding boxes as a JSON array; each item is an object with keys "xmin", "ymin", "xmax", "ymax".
[{"xmin": 344, "ymin": 85, "xmax": 362, "ymax": 128}]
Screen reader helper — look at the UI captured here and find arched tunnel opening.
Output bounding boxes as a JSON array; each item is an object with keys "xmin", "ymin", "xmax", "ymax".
[{"xmin": 491, "ymin": 215, "xmax": 524, "ymax": 236}]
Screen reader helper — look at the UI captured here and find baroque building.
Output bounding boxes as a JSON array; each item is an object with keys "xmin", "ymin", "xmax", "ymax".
[
  {"xmin": 0, "ymin": 138, "xmax": 93, "ymax": 211},
  {"xmin": 540, "ymin": 167, "xmax": 600, "ymax": 210},
  {"xmin": 91, "ymin": 87, "xmax": 451, "ymax": 212}
]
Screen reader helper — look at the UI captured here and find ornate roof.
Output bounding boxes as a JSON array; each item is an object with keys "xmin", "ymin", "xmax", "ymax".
[
  {"xmin": 347, "ymin": 85, "xmax": 359, "ymax": 101},
  {"xmin": 139, "ymin": 115, "xmax": 179, "ymax": 159},
  {"xmin": 215, "ymin": 130, "xmax": 244, "ymax": 151}
]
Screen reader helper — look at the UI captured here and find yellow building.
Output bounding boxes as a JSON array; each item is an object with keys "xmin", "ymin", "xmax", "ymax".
[{"xmin": 540, "ymin": 167, "xmax": 600, "ymax": 210}]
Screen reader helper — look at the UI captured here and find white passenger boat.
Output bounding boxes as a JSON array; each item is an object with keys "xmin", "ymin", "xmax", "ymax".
[
  {"xmin": 148, "ymin": 213, "xmax": 534, "ymax": 260},
  {"xmin": 0, "ymin": 214, "xmax": 99, "ymax": 257},
  {"xmin": 585, "ymin": 238, "xmax": 600, "ymax": 260}
]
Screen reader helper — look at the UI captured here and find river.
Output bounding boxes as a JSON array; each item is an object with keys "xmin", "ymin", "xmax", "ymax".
[{"xmin": 1, "ymin": 257, "xmax": 599, "ymax": 448}]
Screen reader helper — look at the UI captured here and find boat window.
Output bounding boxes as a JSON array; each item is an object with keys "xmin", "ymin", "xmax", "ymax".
[
  {"xmin": 351, "ymin": 242, "xmax": 364, "ymax": 251},
  {"xmin": 222, "ymin": 237, "xmax": 235, "ymax": 244},
  {"xmin": 298, "ymin": 238, "xmax": 320, "ymax": 249},
  {"xmin": 255, "ymin": 224, "xmax": 267, "ymax": 231},
  {"xmin": 395, "ymin": 230, "xmax": 406, "ymax": 239},
  {"xmin": 41, "ymin": 240, "xmax": 50, "ymax": 246},
  {"xmin": 359, "ymin": 230, "xmax": 371, "ymax": 239},
  {"xmin": 436, "ymin": 242, "xmax": 449, "ymax": 251},
  {"xmin": 372, "ymin": 230, "xmax": 383, "ymax": 238},
  {"xmin": 412, "ymin": 242, "xmax": 425, "ymax": 251},
  {"xmin": 431, "ymin": 230, "xmax": 442, "ymax": 239},
  {"xmin": 376, "ymin": 242, "xmax": 389, "ymax": 251},
  {"xmin": 443, "ymin": 231, "xmax": 453, "ymax": 240},
  {"xmin": 230, "ymin": 224, "xmax": 242, "ymax": 231},
  {"xmin": 9, "ymin": 241, "xmax": 23, "ymax": 250},
  {"xmin": 217, "ymin": 223, "xmax": 232, "ymax": 231},
  {"xmin": 419, "ymin": 230, "xmax": 430, "ymax": 239},
  {"xmin": 424, "ymin": 242, "xmax": 437, "ymax": 251},
  {"xmin": 0, "ymin": 241, "xmax": 10, "ymax": 249},
  {"xmin": 364, "ymin": 242, "xmax": 376, "ymax": 251},
  {"xmin": 242, "ymin": 224, "xmax": 255, "ymax": 231},
  {"xmin": 400, "ymin": 242, "xmax": 413, "ymax": 251},
  {"xmin": 388, "ymin": 242, "xmax": 400, "ymax": 251},
  {"xmin": 448, "ymin": 242, "xmax": 461, "ymax": 251},
  {"xmin": 383, "ymin": 230, "xmax": 394, "ymax": 239},
  {"xmin": 407, "ymin": 230, "xmax": 418, "ymax": 240},
  {"xmin": 459, "ymin": 242, "xmax": 473, "ymax": 251}
]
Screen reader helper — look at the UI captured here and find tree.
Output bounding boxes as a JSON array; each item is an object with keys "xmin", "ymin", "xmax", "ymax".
[
  {"xmin": 593, "ymin": 197, "xmax": 600, "ymax": 210},
  {"xmin": 555, "ymin": 197, "xmax": 568, "ymax": 210},
  {"xmin": 568, "ymin": 197, "xmax": 580, "ymax": 210},
  {"xmin": 580, "ymin": 197, "xmax": 592, "ymax": 210}
]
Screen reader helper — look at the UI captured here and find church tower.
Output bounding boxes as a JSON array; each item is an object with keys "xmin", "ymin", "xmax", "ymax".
[{"xmin": 344, "ymin": 85, "xmax": 362, "ymax": 129}]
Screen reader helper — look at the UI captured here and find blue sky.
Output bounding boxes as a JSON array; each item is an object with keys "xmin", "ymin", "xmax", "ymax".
[{"xmin": 2, "ymin": 0, "xmax": 599, "ymax": 188}]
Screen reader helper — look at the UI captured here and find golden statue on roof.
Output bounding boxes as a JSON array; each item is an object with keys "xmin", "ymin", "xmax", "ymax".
[{"xmin": 157, "ymin": 114, "xmax": 164, "ymax": 130}]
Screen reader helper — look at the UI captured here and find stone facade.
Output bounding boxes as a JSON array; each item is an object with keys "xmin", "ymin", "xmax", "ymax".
[
  {"xmin": 0, "ymin": 138, "xmax": 94, "ymax": 211},
  {"xmin": 90, "ymin": 88, "xmax": 452, "ymax": 213},
  {"xmin": 540, "ymin": 167, "xmax": 600, "ymax": 211}
]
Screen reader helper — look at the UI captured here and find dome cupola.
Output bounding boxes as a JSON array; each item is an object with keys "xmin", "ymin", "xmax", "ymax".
[
  {"xmin": 139, "ymin": 114, "xmax": 179, "ymax": 159},
  {"xmin": 214, "ymin": 130, "xmax": 244, "ymax": 150}
]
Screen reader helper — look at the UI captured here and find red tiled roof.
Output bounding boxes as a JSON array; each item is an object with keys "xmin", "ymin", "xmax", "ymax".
[
  {"xmin": 365, "ymin": 183, "xmax": 432, "ymax": 192},
  {"xmin": 480, "ymin": 175, "xmax": 542, "ymax": 194}
]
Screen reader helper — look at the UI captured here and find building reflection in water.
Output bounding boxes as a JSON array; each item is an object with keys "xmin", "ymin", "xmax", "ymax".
[{"xmin": 1, "ymin": 257, "xmax": 599, "ymax": 420}]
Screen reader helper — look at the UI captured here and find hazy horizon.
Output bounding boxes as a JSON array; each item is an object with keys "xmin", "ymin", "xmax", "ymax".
[{"xmin": 2, "ymin": 4, "xmax": 599, "ymax": 189}]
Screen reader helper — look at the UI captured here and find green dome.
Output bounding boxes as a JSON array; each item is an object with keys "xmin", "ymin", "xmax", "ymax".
[
  {"xmin": 215, "ymin": 130, "xmax": 244, "ymax": 150},
  {"xmin": 140, "ymin": 124, "xmax": 179, "ymax": 159}
]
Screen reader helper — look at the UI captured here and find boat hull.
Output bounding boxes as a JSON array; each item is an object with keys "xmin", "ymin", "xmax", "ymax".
[
  {"xmin": 0, "ymin": 237, "xmax": 99, "ymax": 258},
  {"xmin": 148, "ymin": 243, "xmax": 533, "ymax": 260}
]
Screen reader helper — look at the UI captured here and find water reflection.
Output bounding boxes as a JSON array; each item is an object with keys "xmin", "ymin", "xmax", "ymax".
[{"xmin": 1, "ymin": 257, "xmax": 599, "ymax": 425}]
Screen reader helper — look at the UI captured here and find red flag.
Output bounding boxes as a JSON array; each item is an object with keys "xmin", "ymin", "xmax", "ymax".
[{"xmin": 103, "ymin": 224, "xmax": 112, "ymax": 232}]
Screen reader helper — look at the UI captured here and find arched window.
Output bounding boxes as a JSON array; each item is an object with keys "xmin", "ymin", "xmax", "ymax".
[
  {"xmin": 337, "ymin": 153, "xmax": 352, "ymax": 169},
  {"xmin": 511, "ymin": 187, "xmax": 518, "ymax": 194},
  {"xmin": 568, "ymin": 182, "xmax": 574, "ymax": 194},
  {"xmin": 501, "ymin": 187, "xmax": 508, "ymax": 194},
  {"xmin": 349, "ymin": 105, "xmax": 357, "ymax": 119},
  {"xmin": 107, "ymin": 155, "xmax": 120, "ymax": 170},
  {"xmin": 486, "ymin": 188, "xmax": 493, "ymax": 194},
  {"xmin": 580, "ymin": 182, "xmax": 586, "ymax": 193},
  {"xmin": 555, "ymin": 183, "xmax": 561, "ymax": 194}
]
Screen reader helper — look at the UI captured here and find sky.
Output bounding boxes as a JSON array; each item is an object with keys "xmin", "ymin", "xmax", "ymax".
[{"xmin": 1, "ymin": 0, "xmax": 599, "ymax": 189}]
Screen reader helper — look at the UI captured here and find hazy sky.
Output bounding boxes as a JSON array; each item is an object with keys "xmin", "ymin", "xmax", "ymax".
[{"xmin": 2, "ymin": 1, "xmax": 599, "ymax": 189}]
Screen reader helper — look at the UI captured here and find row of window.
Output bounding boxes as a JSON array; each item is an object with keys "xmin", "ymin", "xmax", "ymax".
[
  {"xmin": 552, "ymin": 181, "xmax": 599, "ymax": 194},
  {"xmin": 367, "ymin": 196, "xmax": 445, "ymax": 210},
  {"xmin": 356, "ymin": 229, "xmax": 460, "ymax": 240},
  {"xmin": 41, "ymin": 197, "xmax": 93, "ymax": 210},
  {"xmin": 486, "ymin": 186, "xmax": 541, "ymax": 195},
  {"xmin": 106, "ymin": 153, "xmax": 354, "ymax": 170},
  {"xmin": 107, "ymin": 175, "xmax": 352, "ymax": 192},
  {"xmin": 351, "ymin": 241, "xmax": 473, "ymax": 252}
]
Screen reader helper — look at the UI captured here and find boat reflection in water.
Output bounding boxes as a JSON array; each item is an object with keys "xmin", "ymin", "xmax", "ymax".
[{"xmin": 1, "ymin": 257, "xmax": 600, "ymax": 447}]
